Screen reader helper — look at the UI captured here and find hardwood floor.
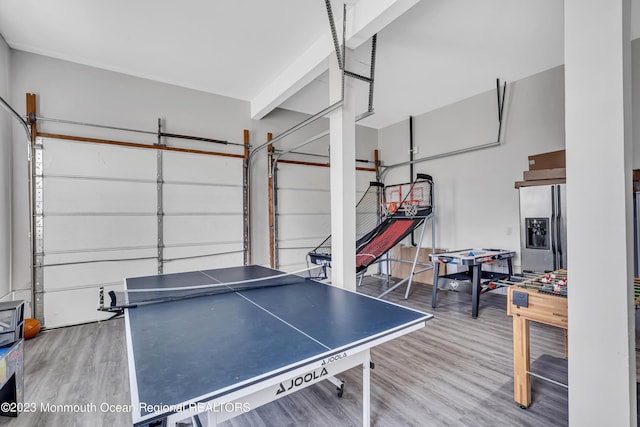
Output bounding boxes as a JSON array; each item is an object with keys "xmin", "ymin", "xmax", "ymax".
[{"xmin": 0, "ymin": 277, "xmax": 570, "ymax": 427}]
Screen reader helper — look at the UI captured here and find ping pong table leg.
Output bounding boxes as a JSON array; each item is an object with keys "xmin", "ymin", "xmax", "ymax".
[
  {"xmin": 362, "ymin": 349, "xmax": 371, "ymax": 427},
  {"xmin": 431, "ymin": 261, "xmax": 440, "ymax": 308},
  {"xmin": 471, "ymin": 265, "xmax": 481, "ymax": 318},
  {"xmin": 325, "ymin": 376, "xmax": 345, "ymax": 397}
]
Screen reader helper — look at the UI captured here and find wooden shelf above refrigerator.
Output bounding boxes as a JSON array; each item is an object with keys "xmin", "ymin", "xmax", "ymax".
[{"xmin": 515, "ymin": 178, "xmax": 566, "ymax": 188}]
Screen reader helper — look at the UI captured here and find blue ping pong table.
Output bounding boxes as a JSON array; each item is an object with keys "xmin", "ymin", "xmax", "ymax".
[{"xmin": 124, "ymin": 265, "xmax": 432, "ymax": 426}]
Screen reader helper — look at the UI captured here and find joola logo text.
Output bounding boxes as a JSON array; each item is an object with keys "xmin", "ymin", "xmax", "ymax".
[
  {"xmin": 276, "ymin": 368, "xmax": 328, "ymax": 395},
  {"xmin": 322, "ymin": 352, "xmax": 347, "ymax": 365}
]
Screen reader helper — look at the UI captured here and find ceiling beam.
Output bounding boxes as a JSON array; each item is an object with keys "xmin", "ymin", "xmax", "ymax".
[{"xmin": 250, "ymin": 0, "xmax": 420, "ymax": 120}]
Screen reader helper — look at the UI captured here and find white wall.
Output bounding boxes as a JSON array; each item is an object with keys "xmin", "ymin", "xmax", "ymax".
[
  {"xmin": 379, "ymin": 66, "xmax": 565, "ymax": 272},
  {"xmin": 0, "ymin": 35, "xmax": 11, "ymax": 301}
]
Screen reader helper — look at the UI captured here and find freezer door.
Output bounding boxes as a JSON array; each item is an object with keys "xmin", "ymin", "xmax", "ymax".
[
  {"xmin": 635, "ymin": 193, "xmax": 640, "ymax": 276},
  {"xmin": 556, "ymin": 184, "xmax": 567, "ymax": 270},
  {"xmin": 519, "ymin": 185, "xmax": 555, "ymax": 272}
]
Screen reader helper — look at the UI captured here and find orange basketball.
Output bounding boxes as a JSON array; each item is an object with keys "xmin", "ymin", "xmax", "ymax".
[{"xmin": 24, "ymin": 318, "xmax": 41, "ymax": 340}]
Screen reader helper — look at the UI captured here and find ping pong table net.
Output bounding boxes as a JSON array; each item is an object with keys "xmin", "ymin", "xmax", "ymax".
[
  {"xmin": 98, "ymin": 267, "xmax": 320, "ymax": 314},
  {"xmin": 308, "ymin": 174, "xmax": 433, "ymax": 273}
]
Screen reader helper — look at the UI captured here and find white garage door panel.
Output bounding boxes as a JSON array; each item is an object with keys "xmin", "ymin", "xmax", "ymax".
[
  {"xmin": 277, "ymin": 234, "xmax": 327, "ymax": 271},
  {"xmin": 278, "ymin": 214, "xmax": 331, "ymax": 242},
  {"xmin": 163, "ymin": 215, "xmax": 243, "ymax": 246},
  {"xmin": 277, "ymin": 190, "xmax": 330, "ymax": 215},
  {"xmin": 163, "ymin": 151, "xmax": 241, "ymax": 185},
  {"xmin": 163, "ymin": 252, "xmax": 243, "ymax": 274},
  {"xmin": 44, "ymin": 178, "xmax": 155, "ymax": 214},
  {"xmin": 274, "ymin": 162, "xmax": 375, "ymax": 269},
  {"xmin": 276, "ymin": 234, "xmax": 326, "ymax": 249},
  {"xmin": 44, "ymin": 284, "xmax": 124, "ymax": 328},
  {"xmin": 44, "ymin": 139, "xmax": 156, "ymax": 180},
  {"xmin": 356, "ymin": 173, "xmax": 376, "ymax": 188},
  {"xmin": 161, "ymin": 150, "xmax": 244, "ymax": 275},
  {"xmin": 278, "ymin": 250, "xmax": 313, "ymax": 271},
  {"xmin": 42, "ymin": 260, "xmax": 157, "ymax": 292},
  {"xmin": 163, "ymin": 184, "xmax": 242, "ymax": 214},
  {"xmin": 44, "ymin": 216, "xmax": 157, "ymax": 252},
  {"xmin": 43, "ymin": 247, "xmax": 157, "ymax": 265},
  {"xmin": 163, "ymin": 242, "xmax": 242, "ymax": 259},
  {"xmin": 277, "ymin": 163, "xmax": 330, "ymax": 187},
  {"xmin": 38, "ymin": 137, "xmax": 245, "ymax": 327}
]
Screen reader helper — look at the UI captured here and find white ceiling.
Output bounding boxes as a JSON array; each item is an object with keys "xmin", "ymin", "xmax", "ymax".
[
  {"xmin": 0, "ymin": 0, "xmax": 636, "ymax": 130},
  {"xmin": 0, "ymin": 0, "xmax": 328, "ymax": 100}
]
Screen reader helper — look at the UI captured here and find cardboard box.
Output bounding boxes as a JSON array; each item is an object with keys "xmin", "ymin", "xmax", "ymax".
[
  {"xmin": 523, "ymin": 168, "xmax": 566, "ymax": 181},
  {"xmin": 528, "ymin": 150, "xmax": 565, "ymax": 171},
  {"xmin": 389, "ymin": 244, "xmax": 445, "ymax": 284}
]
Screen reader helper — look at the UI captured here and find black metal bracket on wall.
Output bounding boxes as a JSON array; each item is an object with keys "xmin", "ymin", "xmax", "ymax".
[{"xmin": 496, "ymin": 78, "xmax": 507, "ymax": 141}]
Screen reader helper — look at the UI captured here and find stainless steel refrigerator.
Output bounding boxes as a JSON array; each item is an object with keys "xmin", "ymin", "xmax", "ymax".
[{"xmin": 519, "ymin": 184, "xmax": 567, "ymax": 272}]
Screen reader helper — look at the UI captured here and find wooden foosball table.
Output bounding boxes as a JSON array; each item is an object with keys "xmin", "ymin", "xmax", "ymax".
[{"xmin": 506, "ymin": 270, "xmax": 568, "ymax": 408}]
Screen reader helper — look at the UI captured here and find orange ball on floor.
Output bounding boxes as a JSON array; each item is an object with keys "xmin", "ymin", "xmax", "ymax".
[{"xmin": 24, "ymin": 318, "xmax": 41, "ymax": 340}]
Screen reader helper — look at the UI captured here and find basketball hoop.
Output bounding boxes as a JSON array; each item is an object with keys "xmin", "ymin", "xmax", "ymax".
[
  {"xmin": 384, "ymin": 180, "xmax": 431, "ymax": 217},
  {"xmin": 403, "ymin": 200, "xmax": 420, "ymax": 217}
]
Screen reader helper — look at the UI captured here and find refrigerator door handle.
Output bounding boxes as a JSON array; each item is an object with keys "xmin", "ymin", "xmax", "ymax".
[
  {"xmin": 555, "ymin": 185, "xmax": 563, "ymax": 269},
  {"xmin": 550, "ymin": 185, "xmax": 557, "ymax": 271}
]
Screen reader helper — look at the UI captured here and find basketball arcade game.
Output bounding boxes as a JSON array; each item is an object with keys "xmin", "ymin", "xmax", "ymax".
[{"xmin": 308, "ymin": 174, "xmax": 436, "ymax": 299}]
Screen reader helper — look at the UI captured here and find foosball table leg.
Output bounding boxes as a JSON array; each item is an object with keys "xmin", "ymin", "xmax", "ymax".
[{"xmin": 513, "ymin": 315, "xmax": 531, "ymax": 408}]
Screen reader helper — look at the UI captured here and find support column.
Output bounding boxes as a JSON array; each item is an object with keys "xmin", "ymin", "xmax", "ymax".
[
  {"xmin": 565, "ymin": 1, "xmax": 635, "ymax": 425},
  {"xmin": 329, "ymin": 52, "xmax": 356, "ymax": 291}
]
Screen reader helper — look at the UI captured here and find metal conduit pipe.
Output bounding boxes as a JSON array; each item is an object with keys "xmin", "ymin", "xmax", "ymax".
[
  {"xmin": 251, "ymin": 100, "xmax": 343, "ymax": 159},
  {"xmin": 379, "ymin": 141, "xmax": 502, "ymax": 181},
  {"xmin": 0, "ymin": 95, "xmax": 32, "ymax": 141},
  {"xmin": 281, "ymin": 151, "xmax": 375, "ymax": 163},
  {"xmin": 273, "ymin": 129, "xmax": 330, "ymax": 165}
]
